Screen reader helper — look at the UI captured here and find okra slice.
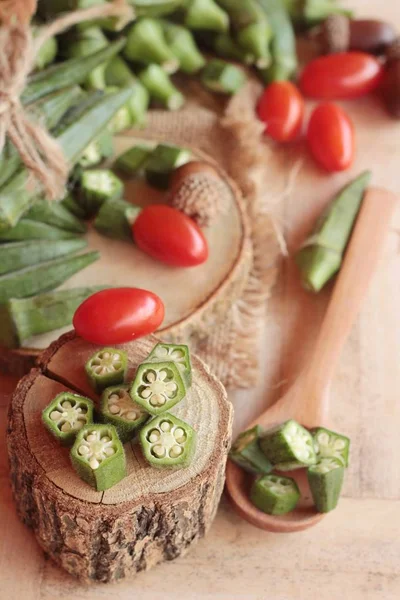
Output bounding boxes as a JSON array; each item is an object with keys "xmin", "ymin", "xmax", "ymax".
[
  {"xmin": 140, "ymin": 413, "xmax": 196, "ymax": 469},
  {"xmin": 130, "ymin": 361, "xmax": 186, "ymax": 415},
  {"xmin": 250, "ymin": 474, "xmax": 300, "ymax": 515},
  {"xmin": 259, "ymin": 419, "xmax": 317, "ymax": 470},
  {"xmin": 146, "ymin": 342, "xmax": 192, "ymax": 386},
  {"xmin": 311, "ymin": 427, "xmax": 350, "ymax": 467},
  {"xmin": 42, "ymin": 392, "xmax": 94, "ymax": 447},
  {"xmin": 201, "ymin": 59, "xmax": 246, "ymax": 95},
  {"xmin": 71, "ymin": 424, "xmax": 126, "ymax": 491},
  {"xmin": 100, "ymin": 384, "xmax": 149, "ymax": 444},
  {"xmin": 80, "ymin": 169, "xmax": 124, "ymax": 216},
  {"xmin": 308, "ymin": 458, "xmax": 345, "ymax": 513},
  {"xmin": 79, "ymin": 131, "xmax": 114, "ymax": 169},
  {"xmin": 114, "ymin": 144, "xmax": 153, "ymax": 176},
  {"xmin": 85, "ymin": 348, "xmax": 128, "ymax": 394},
  {"xmin": 145, "ymin": 143, "xmax": 191, "ymax": 189},
  {"xmin": 229, "ymin": 425, "xmax": 272, "ymax": 475},
  {"xmin": 94, "ymin": 198, "xmax": 140, "ymax": 242}
]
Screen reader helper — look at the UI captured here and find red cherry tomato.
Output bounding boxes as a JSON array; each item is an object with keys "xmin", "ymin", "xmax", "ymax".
[
  {"xmin": 132, "ymin": 205, "xmax": 209, "ymax": 267},
  {"xmin": 300, "ymin": 52, "xmax": 384, "ymax": 99},
  {"xmin": 73, "ymin": 287, "xmax": 165, "ymax": 345},
  {"xmin": 257, "ymin": 81, "xmax": 305, "ymax": 142},
  {"xmin": 307, "ymin": 103, "xmax": 354, "ymax": 172}
]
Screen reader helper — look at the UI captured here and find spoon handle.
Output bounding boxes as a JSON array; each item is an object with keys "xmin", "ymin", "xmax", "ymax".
[{"xmin": 307, "ymin": 187, "xmax": 397, "ymax": 396}]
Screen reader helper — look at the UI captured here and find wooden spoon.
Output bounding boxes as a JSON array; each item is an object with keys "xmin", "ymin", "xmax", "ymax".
[{"xmin": 225, "ymin": 188, "xmax": 398, "ymax": 533}]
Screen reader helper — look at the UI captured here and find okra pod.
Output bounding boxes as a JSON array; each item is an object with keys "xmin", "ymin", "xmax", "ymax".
[
  {"xmin": 140, "ymin": 413, "xmax": 197, "ymax": 469},
  {"xmin": 86, "ymin": 348, "xmax": 128, "ymax": 393},
  {"xmin": 139, "ymin": 64, "xmax": 185, "ymax": 110},
  {"xmin": 79, "ymin": 131, "xmax": 114, "ymax": 168},
  {"xmin": 229, "ymin": 425, "xmax": 272, "ymax": 474},
  {"xmin": 105, "ymin": 87, "xmax": 133, "ymax": 134},
  {"xmin": 208, "ymin": 32, "xmax": 255, "ymax": 63},
  {"xmin": 183, "ymin": 0, "xmax": 229, "ymax": 33},
  {"xmin": 311, "ymin": 427, "xmax": 350, "ymax": 467},
  {"xmin": 250, "ymin": 474, "xmax": 300, "ymax": 515},
  {"xmin": 124, "ymin": 19, "xmax": 179, "ymax": 74},
  {"xmin": 131, "ymin": 0, "xmax": 185, "ymax": 18},
  {"xmin": 0, "ymin": 238, "xmax": 86, "ymax": 276},
  {"xmin": 43, "ymin": 392, "xmax": 95, "ymax": 447},
  {"xmin": 99, "ymin": 384, "xmax": 149, "ymax": 443},
  {"xmin": 308, "ymin": 457, "xmax": 345, "ymax": 513},
  {"xmin": 105, "ymin": 57, "xmax": 150, "ymax": 127},
  {"xmin": 257, "ymin": 0, "xmax": 298, "ymax": 82},
  {"xmin": 259, "ymin": 419, "xmax": 317, "ymax": 470},
  {"xmin": 283, "ymin": 0, "xmax": 352, "ymax": 28},
  {"xmin": 145, "ymin": 143, "xmax": 191, "ymax": 189},
  {"xmin": 24, "ymin": 200, "xmax": 86, "ymax": 234},
  {"xmin": 61, "ymin": 193, "xmax": 88, "ymax": 219},
  {"xmin": 38, "ymin": 0, "xmax": 134, "ymax": 32},
  {"xmin": 80, "ymin": 169, "xmax": 124, "ymax": 216},
  {"xmin": 201, "ymin": 59, "xmax": 246, "ymax": 95},
  {"xmin": 94, "ymin": 198, "xmax": 140, "ymax": 241},
  {"xmin": 146, "ymin": 342, "xmax": 192, "ymax": 386},
  {"xmin": 160, "ymin": 20, "xmax": 206, "ymax": 74},
  {"xmin": 130, "ymin": 361, "xmax": 187, "ymax": 415},
  {"xmin": 32, "ymin": 24, "xmax": 58, "ymax": 71},
  {"xmin": 0, "ymin": 286, "xmax": 105, "ymax": 349},
  {"xmin": 0, "ymin": 251, "xmax": 99, "ymax": 303},
  {"xmin": 71, "ymin": 424, "xmax": 126, "ymax": 491},
  {"xmin": 62, "ymin": 27, "xmax": 110, "ymax": 91},
  {"xmin": 0, "ymin": 220, "xmax": 81, "ymax": 242},
  {"xmin": 295, "ymin": 171, "xmax": 372, "ymax": 293},
  {"xmin": 114, "ymin": 143, "xmax": 153, "ymax": 175}
]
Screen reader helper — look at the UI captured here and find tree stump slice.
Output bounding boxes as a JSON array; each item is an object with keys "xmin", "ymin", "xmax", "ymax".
[{"xmin": 7, "ymin": 332, "xmax": 233, "ymax": 583}]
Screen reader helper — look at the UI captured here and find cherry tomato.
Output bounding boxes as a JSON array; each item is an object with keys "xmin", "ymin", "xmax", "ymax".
[
  {"xmin": 73, "ymin": 287, "xmax": 165, "ymax": 345},
  {"xmin": 300, "ymin": 52, "xmax": 384, "ymax": 100},
  {"xmin": 307, "ymin": 103, "xmax": 354, "ymax": 172},
  {"xmin": 132, "ymin": 205, "xmax": 209, "ymax": 267},
  {"xmin": 257, "ymin": 81, "xmax": 305, "ymax": 142}
]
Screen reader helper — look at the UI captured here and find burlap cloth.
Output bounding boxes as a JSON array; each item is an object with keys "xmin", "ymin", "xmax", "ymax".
[{"xmin": 130, "ymin": 80, "xmax": 282, "ymax": 389}]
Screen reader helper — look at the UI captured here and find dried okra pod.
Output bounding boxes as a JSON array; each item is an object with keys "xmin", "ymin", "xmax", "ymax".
[
  {"xmin": 42, "ymin": 392, "xmax": 94, "ymax": 446},
  {"xmin": 100, "ymin": 384, "xmax": 149, "ymax": 443},
  {"xmin": 71, "ymin": 424, "xmax": 126, "ymax": 491},
  {"xmin": 130, "ymin": 361, "xmax": 186, "ymax": 415},
  {"xmin": 85, "ymin": 348, "xmax": 128, "ymax": 393},
  {"xmin": 250, "ymin": 474, "xmax": 300, "ymax": 515},
  {"xmin": 140, "ymin": 413, "xmax": 196, "ymax": 469},
  {"xmin": 259, "ymin": 419, "xmax": 317, "ymax": 470},
  {"xmin": 229, "ymin": 425, "xmax": 272, "ymax": 475},
  {"xmin": 311, "ymin": 427, "xmax": 350, "ymax": 467},
  {"xmin": 308, "ymin": 457, "xmax": 345, "ymax": 513},
  {"xmin": 146, "ymin": 342, "xmax": 192, "ymax": 386}
]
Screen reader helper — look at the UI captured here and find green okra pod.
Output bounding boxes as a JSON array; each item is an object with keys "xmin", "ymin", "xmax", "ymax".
[
  {"xmin": 61, "ymin": 193, "xmax": 88, "ymax": 219},
  {"xmin": 201, "ymin": 59, "xmax": 246, "ymax": 95},
  {"xmin": 99, "ymin": 384, "xmax": 149, "ymax": 443},
  {"xmin": 250, "ymin": 474, "xmax": 300, "ymax": 515},
  {"xmin": 131, "ymin": 0, "xmax": 185, "ymax": 18},
  {"xmin": 0, "ymin": 238, "xmax": 87, "ymax": 276},
  {"xmin": 140, "ymin": 413, "xmax": 197, "ymax": 469},
  {"xmin": 86, "ymin": 348, "xmax": 128, "ymax": 393},
  {"xmin": 183, "ymin": 0, "xmax": 230, "ymax": 33},
  {"xmin": 257, "ymin": 0, "xmax": 298, "ymax": 82},
  {"xmin": 124, "ymin": 18, "xmax": 179, "ymax": 74},
  {"xmin": 114, "ymin": 143, "xmax": 153, "ymax": 175},
  {"xmin": 295, "ymin": 171, "xmax": 372, "ymax": 293},
  {"xmin": 145, "ymin": 143, "xmax": 191, "ymax": 189},
  {"xmin": 24, "ymin": 200, "xmax": 86, "ymax": 234},
  {"xmin": 0, "ymin": 220, "xmax": 81, "ymax": 242},
  {"xmin": 311, "ymin": 427, "xmax": 350, "ymax": 467},
  {"xmin": 43, "ymin": 392, "xmax": 95, "ymax": 446},
  {"xmin": 283, "ymin": 0, "xmax": 352, "ymax": 28},
  {"xmin": 229, "ymin": 425, "xmax": 273, "ymax": 474},
  {"xmin": 146, "ymin": 342, "xmax": 192, "ymax": 386},
  {"xmin": 160, "ymin": 20, "xmax": 206, "ymax": 74},
  {"xmin": 308, "ymin": 457, "xmax": 345, "ymax": 513},
  {"xmin": 71, "ymin": 424, "xmax": 127, "ymax": 491},
  {"xmin": 94, "ymin": 198, "xmax": 140, "ymax": 241},
  {"xmin": 0, "ymin": 251, "xmax": 99, "ymax": 303},
  {"xmin": 259, "ymin": 419, "xmax": 317, "ymax": 470},
  {"xmin": 130, "ymin": 361, "xmax": 187, "ymax": 415},
  {"xmin": 80, "ymin": 169, "xmax": 125, "ymax": 216},
  {"xmin": 207, "ymin": 32, "xmax": 255, "ymax": 63},
  {"xmin": 138, "ymin": 64, "xmax": 185, "ymax": 110},
  {"xmin": 105, "ymin": 57, "xmax": 150, "ymax": 126},
  {"xmin": 105, "ymin": 87, "xmax": 134, "ymax": 134},
  {"xmin": 0, "ymin": 286, "xmax": 105, "ymax": 349},
  {"xmin": 79, "ymin": 131, "xmax": 114, "ymax": 168},
  {"xmin": 62, "ymin": 27, "xmax": 110, "ymax": 91}
]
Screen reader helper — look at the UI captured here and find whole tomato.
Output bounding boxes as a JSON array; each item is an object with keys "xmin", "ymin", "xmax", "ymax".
[
  {"xmin": 257, "ymin": 81, "xmax": 305, "ymax": 142},
  {"xmin": 132, "ymin": 205, "xmax": 209, "ymax": 267},
  {"xmin": 307, "ymin": 103, "xmax": 354, "ymax": 172},
  {"xmin": 73, "ymin": 288, "xmax": 165, "ymax": 345},
  {"xmin": 300, "ymin": 52, "xmax": 384, "ymax": 100}
]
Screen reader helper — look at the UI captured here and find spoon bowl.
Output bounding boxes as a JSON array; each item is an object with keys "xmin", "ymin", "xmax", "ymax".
[{"xmin": 226, "ymin": 188, "xmax": 398, "ymax": 532}]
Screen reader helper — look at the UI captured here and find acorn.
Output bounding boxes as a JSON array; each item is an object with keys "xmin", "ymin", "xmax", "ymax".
[
  {"xmin": 319, "ymin": 15, "xmax": 397, "ymax": 55},
  {"xmin": 168, "ymin": 161, "xmax": 232, "ymax": 228}
]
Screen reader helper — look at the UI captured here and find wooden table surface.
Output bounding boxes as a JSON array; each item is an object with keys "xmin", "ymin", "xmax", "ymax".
[{"xmin": 1, "ymin": 1, "xmax": 400, "ymax": 598}]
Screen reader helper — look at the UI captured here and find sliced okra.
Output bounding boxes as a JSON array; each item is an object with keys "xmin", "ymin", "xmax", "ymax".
[
  {"xmin": 146, "ymin": 342, "xmax": 192, "ymax": 386},
  {"xmin": 229, "ymin": 425, "xmax": 272, "ymax": 475},
  {"xmin": 70, "ymin": 424, "xmax": 126, "ymax": 491},
  {"xmin": 80, "ymin": 169, "xmax": 124, "ymax": 217},
  {"xmin": 140, "ymin": 413, "xmax": 196, "ymax": 469},
  {"xmin": 311, "ymin": 427, "xmax": 350, "ymax": 467},
  {"xmin": 145, "ymin": 143, "xmax": 191, "ymax": 189},
  {"xmin": 114, "ymin": 144, "xmax": 153, "ymax": 176},
  {"xmin": 94, "ymin": 198, "xmax": 140, "ymax": 242},
  {"xmin": 259, "ymin": 419, "xmax": 317, "ymax": 470},
  {"xmin": 250, "ymin": 474, "xmax": 300, "ymax": 515},
  {"xmin": 100, "ymin": 384, "xmax": 149, "ymax": 444},
  {"xmin": 85, "ymin": 348, "xmax": 128, "ymax": 394},
  {"xmin": 201, "ymin": 59, "xmax": 246, "ymax": 95},
  {"xmin": 308, "ymin": 457, "xmax": 345, "ymax": 513},
  {"xmin": 42, "ymin": 392, "xmax": 94, "ymax": 446},
  {"xmin": 130, "ymin": 361, "xmax": 186, "ymax": 415}
]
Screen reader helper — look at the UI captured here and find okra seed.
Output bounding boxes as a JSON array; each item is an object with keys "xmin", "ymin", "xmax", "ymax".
[
  {"xmin": 104, "ymin": 447, "xmax": 115, "ymax": 457},
  {"xmin": 334, "ymin": 439, "xmax": 346, "ymax": 450},
  {"xmin": 171, "ymin": 350, "xmax": 184, "ymax": 359},
  {"xmin": 112, "ymin": 354, "xmax": 120, "ymax": 361},
  {"xmin": 102, "ymin": 436, "xmax": 111, "ymax": 443},
  {"xmin": 109, "ymin": 394, "xmax": 120, "ymax": 403},
  {"xmin": 109, "ymin": 405, "xmax": 120, "ymax": 415},
  {"xmin": 145, "ymin": 371, "xmax": 156, "ymax": 383},
  {"xmin": 113, "ymin": 362, "xmax": 122, "ymax": 371},
  {"xmin": 148, "ymin": 430, "xmax": 161, "ymax": 443},
  {"xmin": 169, "ymin": 445, "xmax": 183, "ymax": 458},
  {"xmin": 61, "ymin": 422, "xmax": 72, "ymax": 432},
  {"xmin": 141, "ymin": 389, "xmax": 152, "ymax": 399},
  {"xmin": 152, "ymin": 444, "xmax": 166, "ymax": 458},
  {"xmin": 75, "ymin": 421, "xmax": 84, "ymax": 430},
  {"xmin": 156, "ymin": 347, "xmax": 168, "ymax": 357},
  {"xmin": 50, "ymin": 410, "xmax": 62, "ymax": 421},
  {"xmin": 78, "ymin": 445, "xmax": 90, "ymax": 455},
  {"xmin": 62, "ymin": 401, "xmax": 73, "ymax": 409},
  {"xmin": 126, "ymin": 411, "xmax": 138, "ymax": 421},
  {"xmin": 159, "ymin": 370, "xmax": 167, "ymax": 381},
  {"xmin": 165, "ymin": 382, "xmax": 177, "ymax": 393},
  {"xmin": 87, "ymin": 434, "xmax": 97, "ymax": 442},
  {"xmin": 102, "ymin": 352, "xmax": 111, "ymax": 360},
  {"xmin": 318, "ymin": 433, "xmax": 330, "ymax": 445},
  {"xmin": 90, "ymin": 458, "xmax": 100, "ymax": 470},
  {"xmin": 160, "ymin": 421, "xmax": 171, "ymax": 432}
]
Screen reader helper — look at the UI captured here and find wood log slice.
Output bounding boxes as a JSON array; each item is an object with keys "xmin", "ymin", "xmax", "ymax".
[
  {"xmin": 1, "ymin": 137, "xmax": 252, "ymax": 378},
  {"xmin": 7, "ymin": 331, "xmax": 233, "ymax": 583}
]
